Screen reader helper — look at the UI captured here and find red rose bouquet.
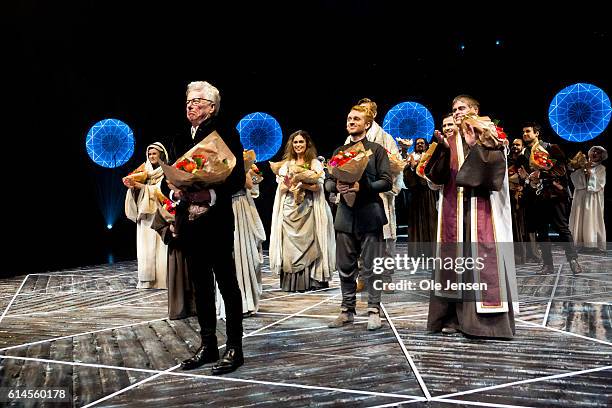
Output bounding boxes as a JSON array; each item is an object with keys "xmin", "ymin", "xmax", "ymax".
[{"xmin": 328, "ymin": 141, "xmax": 373, "ymax": 207}]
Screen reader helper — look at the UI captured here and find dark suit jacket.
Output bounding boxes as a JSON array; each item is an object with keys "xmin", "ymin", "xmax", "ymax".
[
  {"xmin": 325, "ymin": 139, "xmax": 392, "ymax": 234},
  {"xmin": 162, "ymin": 117, "xmax": 245, "ymax": 250}
]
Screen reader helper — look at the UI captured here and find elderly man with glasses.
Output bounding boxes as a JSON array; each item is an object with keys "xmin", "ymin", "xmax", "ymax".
[{"xmin": 161, "ymin": 81, "xmax": 246, "ymax": 375}]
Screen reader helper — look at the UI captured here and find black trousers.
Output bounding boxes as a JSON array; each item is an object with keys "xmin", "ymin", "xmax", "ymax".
[
  {"xmin": 336, "ymin": 231, "xmax": 385, "ymax": 311},
  {"xmin": 533, "ymin": 198, "xmax": 577, "ymax": 265},
  {"xmin": 183, "ymin": 224, "xmax": 243, "ymax": 349}
]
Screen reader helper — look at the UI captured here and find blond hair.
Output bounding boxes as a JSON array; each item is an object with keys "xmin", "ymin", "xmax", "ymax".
[
  {"xmin": 358, "ymin": 97, "xmax": 378, "ymax": 118},
  {"xmin": 351, "ymin": 104, "xmax": 374, "ymax": 124}
]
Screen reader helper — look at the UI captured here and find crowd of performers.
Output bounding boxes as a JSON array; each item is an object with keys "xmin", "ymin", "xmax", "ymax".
[{"xmin": 122, "ymin": 81, "xmax": 607, "ymax": 374}]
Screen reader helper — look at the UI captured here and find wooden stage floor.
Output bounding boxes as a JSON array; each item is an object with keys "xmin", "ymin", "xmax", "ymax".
[{"xmin": 0, "ymin": 243, "xmax": 610, "ymax": 407}]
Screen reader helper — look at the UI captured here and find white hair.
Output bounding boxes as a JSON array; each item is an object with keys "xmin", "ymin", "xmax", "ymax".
[{"xmin": 186, "ymin": 81, "xmax": 221, "ymax": 116}]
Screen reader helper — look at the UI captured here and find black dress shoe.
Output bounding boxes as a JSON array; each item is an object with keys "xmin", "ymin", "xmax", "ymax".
[
  {"xmin": 211, "ymin": 348, "xmax": 244, "ymax": 375},
  {"xmin": 538, "ymin": 264, "xmax": 555, "ymax": 275},
  {"xmin": 569, "ymin": 259, "xmax": 584, "ymax": 274},
  {"xmin": 180, "ymin": 345, "xmax": 219, "ymax": 370}
]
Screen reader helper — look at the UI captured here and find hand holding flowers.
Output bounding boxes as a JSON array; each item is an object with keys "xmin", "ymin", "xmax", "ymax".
[
  {"xmin": 460, "ymin": 114, "xmax": 508, "ymax": 149},
  {"xmin": 328, "ymin": 141, "xmax": 372, "ymax": 207},
  {"xmin": 160, "ymin": 131, "xmax": 236, "ymax": 191},
  {"xmin": 529, "ymin": 143, "xmax": 555, "ymax": 171}
]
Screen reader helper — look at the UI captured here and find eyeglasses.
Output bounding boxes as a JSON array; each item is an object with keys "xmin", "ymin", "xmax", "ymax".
[{"xmin": 186, "ymin": 98, "xmax": 213, "ymax": 106}]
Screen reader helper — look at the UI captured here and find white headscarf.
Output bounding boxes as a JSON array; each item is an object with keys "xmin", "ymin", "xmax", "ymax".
[
  {"xmin": 145, "ymin": 142, "xmax": 169, "ymax": 184},
  {"xmin": 588, "ymin": 145, "xmax": 608, "ymax": 162}
]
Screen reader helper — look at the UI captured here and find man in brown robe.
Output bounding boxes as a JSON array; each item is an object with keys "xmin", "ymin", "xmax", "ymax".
[{"xmin": 425, "ymin": 95, "xmax": 518, "ymax": 340}]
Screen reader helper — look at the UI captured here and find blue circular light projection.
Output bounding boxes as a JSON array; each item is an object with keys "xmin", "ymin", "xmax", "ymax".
[
  {"xmin": 548, "ymin": 83, "xmax": 611, "ymax": 142},
  {"xmin": 86, "ymin": 118, "xmax": 135, "ymax": 168},
  {"xmin": 236, "ymin": 112, "xmax": 282, "ymax": 161},
  {"xmin": 382, "ymin": 102, "xmax": 435, "ymax": 152}
]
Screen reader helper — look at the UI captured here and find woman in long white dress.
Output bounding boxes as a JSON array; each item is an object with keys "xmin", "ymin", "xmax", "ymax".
[
  {"xmin": 123, "ymin": 142, "xmax": 169, "ymax": 289},
  {"xmin": 569, "ymin": 146, "xmax": 607, "ymax": 252},
  {"xmin": 217, "ymin": 171, "xmax": 267, "ymax": 319},
  {"xmin": 269, "ymin": 130, "xmax": 336, "ymax": 292}
]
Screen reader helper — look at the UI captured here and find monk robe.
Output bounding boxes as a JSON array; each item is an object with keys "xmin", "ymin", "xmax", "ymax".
[
  {"xmin": 403, "ymin": 153, "xmax": 438, "ymax": 258},
  {"xmin": 424, "ymin": 133, "xmax": 519, "ymax": 339}
]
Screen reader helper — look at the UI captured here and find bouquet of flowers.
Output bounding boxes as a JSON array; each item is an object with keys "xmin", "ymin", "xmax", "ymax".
[
  {"xmin": 328, "ymin": 141, "xmax": 373, "ymax": 207},
  {"xmin": 396, "ymin": 137, "xmax": 413, "ymax": 148},
  {"xmin": 415, "ymin": 142, "xmax": 437, "ymax": 179},
  {"xmin": 529, "ymin": 142, "xmax": 555, "ymax": 171},
  {"xmin": 507, "ymin": 165, "xmax": 523, "ymax": 206},
  {"xmin": 269, "ymin": 160, "xmax": 286, "ymax": 176},
  {"xmin": 287, "ymin": 162, "xmax": 323, "ymax": 204},
  {"xmin": 174, "ymin": 154, "xmax": 208, "ymax": 174},
  {"xmin": 150, "ymin": 191, "xmax": 176, "ymax": 241},
  {"xmin": 124, "ymin": 162, "xmax": 148, "ymax": 183},
  {"xmin": 242, "ymin": 150, "xmax": 264, "ymax": 185},
  {"xmin": 160, "ymin": 131, "xmax": 236, "ymax": 190},
  {"xmin": 250, "ymin": 163, "xmax": 264, "ymax": 185},
  {"xmin": 568, "ymin": 151, "xmax": 588, "ymax": 170},
  {"xmin": 243, "ymin": 149, "xmax": 257, "ymax": 172},
  {"xmin": 460, "ymin": 114, "xmax": 508, "ymax": 149},
  {"xmin": 290, "ymin": 163, "xmax": 322, "ymax": 184},
  {"xmin": 386, "ymin": 148, "xmax": 407, "ymax": 174},
  {"xmin": 151, "ymin": 189, "xmax": 176, "ymax": 222}
]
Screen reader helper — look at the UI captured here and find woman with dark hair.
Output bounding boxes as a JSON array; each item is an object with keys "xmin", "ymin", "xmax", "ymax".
[
  {"xmin": 270, "ymin": 130, "xmax": 336, "ymax": 292},
  {"xmin": 123, "ymin": 142, "xmax": 169, "ymax": 289}
]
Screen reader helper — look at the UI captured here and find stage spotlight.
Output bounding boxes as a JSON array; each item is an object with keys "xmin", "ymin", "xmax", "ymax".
[
  {"xmin": 460, "ymin": 44, "xmax": 465, "ymax": 50},
  {"xmin": 382, "ymin": 102, "xmax": 435, "ymax": 153},
  {"xmin": 86, "ymin": 118, "xmax": 135, "ymax": 168},
  {"xmin": 236, "ymin": 112, "xmax": 283, "ymax": 161},
  {"xmin": 548, "ymin": 82, "xmax": 611, "ymax": 142},
  {"xmin": 495, "ymin": 40, "xmax": 501, "ymax": 46},
  {"xmin": 85, "ymin": 118, "xmax": 134, "ymax": 236}
]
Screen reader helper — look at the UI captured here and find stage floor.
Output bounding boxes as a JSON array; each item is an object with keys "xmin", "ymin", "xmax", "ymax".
[{"xmin": 0, "ymin": 244, "xmax": 610, "ymax": 407}]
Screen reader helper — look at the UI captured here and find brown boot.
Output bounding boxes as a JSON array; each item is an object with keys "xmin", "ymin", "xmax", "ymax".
[{"xmin": 328, "ymin": 310, "xmax": 355, "ymax": 328}]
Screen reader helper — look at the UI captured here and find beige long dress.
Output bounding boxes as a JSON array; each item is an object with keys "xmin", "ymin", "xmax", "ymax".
[
  {"xmin": 125, "ymin": 163, "xmax": 168, "ymax": 289},
  {"xmin": 569, "ymin": 164, "xmax": 606, "ymax": 251},
  {"xmin": 217, "ymin": 186, "xmax": 266, "ymax": 318},
  {"xmin": 269, "ymin": 159, "xmax": 336, "ymax": 292}
]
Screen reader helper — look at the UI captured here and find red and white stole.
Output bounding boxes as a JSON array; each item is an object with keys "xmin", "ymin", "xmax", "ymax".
[{"xmin": 435, "ymin": 134, "xmax": 509, "ymax": 313}]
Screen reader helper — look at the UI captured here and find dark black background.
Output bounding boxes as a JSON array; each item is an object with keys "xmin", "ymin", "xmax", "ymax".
[{"xmin": 3, "ymin": 2, "xmax": 610, "ymax": 277}]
